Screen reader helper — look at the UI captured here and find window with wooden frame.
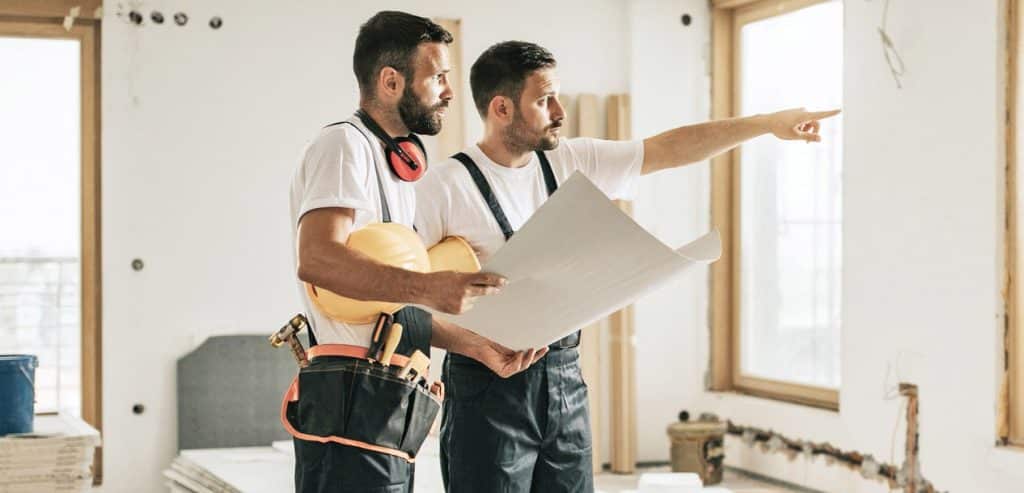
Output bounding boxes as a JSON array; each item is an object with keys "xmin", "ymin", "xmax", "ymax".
[
  {"xmin": 0, "ymin": 0, "xmax": 103, "ymax": 481},
  {"xmin": 710, "ymin": 0, "xmax": 843, "ymax": 410}
]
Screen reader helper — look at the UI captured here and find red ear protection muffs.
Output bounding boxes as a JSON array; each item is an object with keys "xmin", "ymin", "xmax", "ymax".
[{"xmin": 356, "ymin": 110, "xmax": 428, "ymax": 182}]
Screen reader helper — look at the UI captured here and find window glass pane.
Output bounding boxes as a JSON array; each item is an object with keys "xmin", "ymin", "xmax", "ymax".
[
  {"xmin": 738, "ymin": 1, "xmax": 843, "ymax": 388},
  {"xmin": 0, "ymin": 36, "xmax": 82, "ymax": 414}
]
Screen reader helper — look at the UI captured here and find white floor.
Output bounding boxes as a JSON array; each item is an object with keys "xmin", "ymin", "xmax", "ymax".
[
  {"xmin": 594, "ymin": 468, "xmax": 798, "ymax": 493},
  {"xmin": 166, "ymin": 437, "xmax": 799, "ymax": 492},
  {"xmin": 412, "ymin": 437, "xmax": 796, "ymax": 493}
]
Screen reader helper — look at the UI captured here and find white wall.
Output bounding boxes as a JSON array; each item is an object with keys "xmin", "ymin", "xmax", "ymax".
[
  {"xmin": 99, "ymin": 1, "xmax": 628, "ymax": 491},
  {"xmin": 631, "ymin": 1, "xmax": 1024, "ymax": 492}
]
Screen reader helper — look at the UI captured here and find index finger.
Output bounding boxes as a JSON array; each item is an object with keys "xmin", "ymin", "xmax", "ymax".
[{"xmin": 805, "ymin": 109, "xmax": 841, "ymax": 121}]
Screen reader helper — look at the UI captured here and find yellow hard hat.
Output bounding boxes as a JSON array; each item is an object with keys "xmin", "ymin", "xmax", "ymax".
[
  {"xmin": 428, "ymin": 236, "xmax": 481, "ymax": 274},
  {"xmin": 305, "ymin": 224, "xmax": 481, "ymax": 325},
  {"xmin": 305, "ymin": 223, "xmax": 430, "ymax": 324}
]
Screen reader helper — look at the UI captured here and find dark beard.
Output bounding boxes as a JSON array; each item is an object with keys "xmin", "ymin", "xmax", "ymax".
[
  {"xmin": 398, "ymin": 87, "xmax": 446, "ymax": 135},
  {"xmin": 502, "ymin": 114, "xmax": 561, "ymax": 154}
]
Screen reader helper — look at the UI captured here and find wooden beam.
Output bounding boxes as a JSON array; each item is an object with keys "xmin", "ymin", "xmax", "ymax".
[
  {"xmin": 608, "ymin": 301, "xmax": 636, "ymax": 474},
  {"xmin": 1007, "ymin": 0, "xmax": 1024, "ymax": 445},
  {"xmin": 606, "ymin": 94, "xmax": 637, "ymax": 474},
  {"xmin": 730, "ymin": 5, "xmax": 747, "ymax": 395},
  {"xmin": 576, "ymin": 93, "xmax": 602, "ymax": 138},
  {"xmin": 734, "ymin": 0, "xmax": 827, "ymax": 26},
  {"xmin": 709, "ymin": 7, "xmax": 735, "ymax": 391},
  {"xmin": 733, "ymin": 375, "xmax": 839, "ymax": 411},
  {"xmin": 606, "ymin": 94, "xmax": 630, "ymax": 142},
  {"xmin": 560, "ymin": 93, "xmax": 578, "ymax": 140},
  {"xmin": 712, "ymin": 0, "xmax": 762, "ymax": 9},
  {"xmin": 80, "ymin": 21, "xmax": 102, "ymax": 484},
  {"xmin": 0, "ymin": 0, "xmax": 103, "ymax": 20}
]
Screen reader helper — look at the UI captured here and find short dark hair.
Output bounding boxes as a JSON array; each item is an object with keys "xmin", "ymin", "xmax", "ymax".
[
  {"xmin": 470, "ymin": 41, "xmax": 557, "ymax": 118},
  {"xmin": 353, "ymin": 11, "xmax": 453, "ymax": 98}
]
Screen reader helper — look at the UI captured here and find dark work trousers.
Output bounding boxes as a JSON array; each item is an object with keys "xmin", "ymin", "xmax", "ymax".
[
  {"xmin": 294, "ymin": 437, "xmax": 414, "ymax": 493},
  {"xmin": 440, "ymin": 347, "xmax": 593, "ymax": 493}
]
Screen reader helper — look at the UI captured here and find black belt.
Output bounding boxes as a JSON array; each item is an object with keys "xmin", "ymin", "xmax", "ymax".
[{"xmin": 549, "ymin": 330, "xmax": 581, "ymax": 350}]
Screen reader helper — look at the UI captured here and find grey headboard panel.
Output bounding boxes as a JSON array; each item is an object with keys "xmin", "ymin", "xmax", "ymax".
[{"xmin": 177, "ymin": 334, "xmax": 308, "ymax": 450}]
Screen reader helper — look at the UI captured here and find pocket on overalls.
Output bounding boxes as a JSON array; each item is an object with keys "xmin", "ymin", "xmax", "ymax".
[
  {"xmin": 559, "ymin": 360, "xmax": 593, "ymax": 452},
  {"xmin": 447, "ymin": 361, "xmax": 497, "ymax": 402}
]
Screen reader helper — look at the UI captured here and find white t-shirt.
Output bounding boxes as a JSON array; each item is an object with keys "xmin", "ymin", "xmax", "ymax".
[
  {"xmin": 415, "ymin": 137, "xmax": 644, "ymax": 263},
  {"xmin": 289, "ymin": 115, "xmax": 418, "ymax": 346}
]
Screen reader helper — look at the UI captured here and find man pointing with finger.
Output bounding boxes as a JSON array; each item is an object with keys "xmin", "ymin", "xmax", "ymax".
[{"xmin": 416, "ymin": 40, "xmax": 840, "ymax": 493}]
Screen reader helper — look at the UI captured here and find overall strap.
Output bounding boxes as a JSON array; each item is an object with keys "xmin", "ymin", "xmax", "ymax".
[
  {"xmin": 536, "ymin": 150, "xmax": 558, "ymax": 196},
  {"xmin": 451, "ymin": 150, "xmax": 558, "ymax": 241},
  {"xmin": 452, "ymin": 152, "xmax": 514, "ymax": 240},
  {"xmin": 334, "ymin": 120, "xmax": 392, "ymax": 223}
]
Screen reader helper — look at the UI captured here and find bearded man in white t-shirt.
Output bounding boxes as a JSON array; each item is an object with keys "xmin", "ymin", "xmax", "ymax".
[
  {"xmin": 415, "ymin": 41, "xmax": 839, "ymax": 493},
  {"xmin": 287, "ymin": 16, "xmax": 548, "ymax": 493}
]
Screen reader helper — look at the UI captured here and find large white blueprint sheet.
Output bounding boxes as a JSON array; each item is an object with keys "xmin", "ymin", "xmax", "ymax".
[{"xmin": 442, "ymin": 172, "xmax": 721, "ymax": 350}]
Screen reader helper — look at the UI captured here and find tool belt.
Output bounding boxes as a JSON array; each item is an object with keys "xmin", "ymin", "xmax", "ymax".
[{"xmin": 281, "ymin": 344, "xmax": 443, "ymax": 462}]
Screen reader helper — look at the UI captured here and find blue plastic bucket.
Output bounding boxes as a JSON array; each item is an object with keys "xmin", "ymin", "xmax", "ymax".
[{"xmin": 0, "ymin": 355, "xmax": 37, "ymax": 435}]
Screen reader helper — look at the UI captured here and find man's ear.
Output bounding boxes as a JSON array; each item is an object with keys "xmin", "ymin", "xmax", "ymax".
[
  {"xmin": 377, "ymin": 66, "xmax": 405, "ymax": 101},
  {"xmin": 489, "ymin": 95, "xmax": 515, "ymax": 123}
]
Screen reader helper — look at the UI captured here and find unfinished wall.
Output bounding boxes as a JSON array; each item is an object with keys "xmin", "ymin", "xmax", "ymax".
[
  {"xmin": 98, "ymin": 0, "xmax": 1024, "ymax": 491},
  {"xmin": 631, "ymin": 0, "xmax": 1024, "ymax": 492}
]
